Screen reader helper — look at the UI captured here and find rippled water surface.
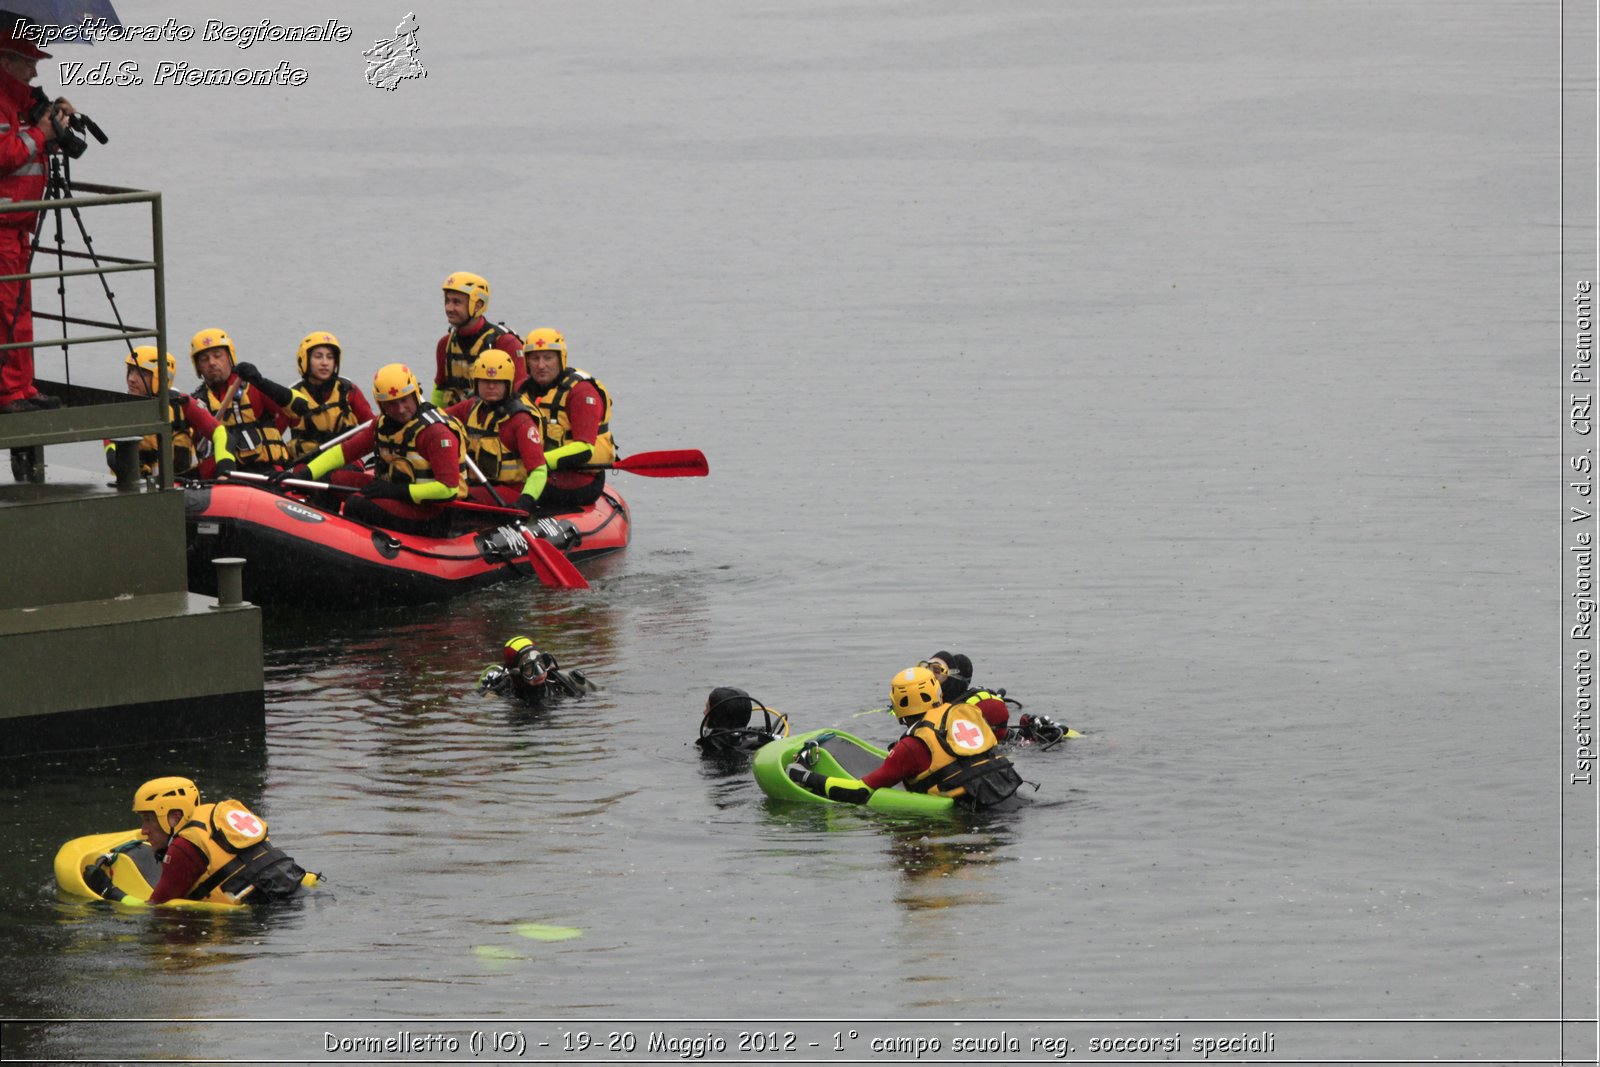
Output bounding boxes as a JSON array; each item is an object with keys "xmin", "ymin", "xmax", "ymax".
[{"xmin": 0, "ymin": 0, "xmax": 1582, "ymax": 1061}]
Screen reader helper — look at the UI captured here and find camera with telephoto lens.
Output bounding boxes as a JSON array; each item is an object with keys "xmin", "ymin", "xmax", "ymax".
[{"xmin": 29, "ymin": 88, "xmax": 107, "ymax": 160}]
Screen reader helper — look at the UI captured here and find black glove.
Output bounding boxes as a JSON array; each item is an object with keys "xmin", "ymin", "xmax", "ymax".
[
  {"xmin": 360, "ymin": 478, "xmax": 411, "ymax": 501},
  {"xmin": 787, "ymin": 763, "xmax": 825, "ymax": 793},
  {"xmin": 236, "ymin": 363, "xmax": 293, "ymax": 407},
  {"xmin": 83, "ymin": 857, "xmax": 113, "ymax": 896},
  {"xmin": 213, "ymin": 457, "xmax": 237, "ymax": 478},
  {"xmin": 169, "ymin": 391, "xmax": 190, "ymax": 411},
  {"xmin": 266, "ymin": 463, "xmax": 310, "ymax": 485},
  {"xmin": 516, "ymin": 495, "xmax": 537, "ymax": 516}
]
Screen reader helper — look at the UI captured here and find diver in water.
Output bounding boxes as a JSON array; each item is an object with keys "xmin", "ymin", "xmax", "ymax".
[
  {"xmin": 695, "ymin": 686, "xmax": 788, "ymax": 756},
  {"xmin": 477, "ymin": 636, "xmax": 597, "ymax": 705},
  {"xmin": 921, "ymin": 650, "xmax": 1072, "ymax": 749}
]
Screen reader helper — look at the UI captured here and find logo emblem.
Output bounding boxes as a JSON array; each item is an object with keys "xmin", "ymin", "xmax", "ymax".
[
  {"xmin": 950, "ymin": 718, "xmax": 984, "ymax": 752},
  {"xmin": 364, "ymin": 13, "xmax": 426, "ymax": 91},
  {"xmin": 226, "ymin": 810, "xmax": 263, "ymax": 837},
  {"xmin": 275, "ymin": 499, "xmax": 326, "ymax": 524}
]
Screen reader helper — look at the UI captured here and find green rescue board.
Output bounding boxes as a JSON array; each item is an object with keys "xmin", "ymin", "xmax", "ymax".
[{"xmin": 751, "ymin": 728, "xmax": 956, "ymax": 816}]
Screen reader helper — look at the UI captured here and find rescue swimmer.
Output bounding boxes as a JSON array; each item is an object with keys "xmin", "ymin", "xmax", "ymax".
[
  {"xmin": 787, "ymin": 666, "xmax": 1026, "ymax": 810},
  {"xmin": 517, "ymin": 328, "xmax": 616, "ymax": 510},
  {"xmin": 83, "ymin": 776, "xmax": 316, "ymax": 905}
]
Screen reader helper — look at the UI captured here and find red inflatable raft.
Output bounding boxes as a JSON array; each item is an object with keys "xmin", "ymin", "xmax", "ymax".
[{"xmin": 185, "ymin": 482, "xmax": 630, "ymax": 607}]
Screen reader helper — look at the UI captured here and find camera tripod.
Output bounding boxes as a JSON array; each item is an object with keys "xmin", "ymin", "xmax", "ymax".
[{"xmin": 8, "ymin": 151, "xmax": 138, "ymax": 482}]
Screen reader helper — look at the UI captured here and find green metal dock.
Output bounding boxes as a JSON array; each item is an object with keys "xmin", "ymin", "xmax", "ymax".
[{"xmin": 0, "ymin": 182, "xmax": 263, "ymax": 756}]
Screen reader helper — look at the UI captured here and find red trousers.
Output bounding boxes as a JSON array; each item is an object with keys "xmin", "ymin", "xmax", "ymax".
[
  {"xmin": 0, "ymin": 227, "xmax": 36, "ymax": 405},
  {"xmin": 328, "ymin": 468, "xmax": 449, "ymax": 535}
]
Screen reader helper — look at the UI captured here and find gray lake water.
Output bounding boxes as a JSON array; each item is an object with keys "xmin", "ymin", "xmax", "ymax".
[{"xmin": 0, "ymin": 1, "xmax": 1592, "ymax": 1063}]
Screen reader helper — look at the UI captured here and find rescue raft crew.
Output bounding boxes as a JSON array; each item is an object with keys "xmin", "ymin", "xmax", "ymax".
[
  {"xmin": 189, "ymin": 327, "xmax": 292, "ymax": 472},
  {"xmin": 444, "ymin": 351, "xmax": 547, "ymax": 513},
  {"xmin": 105, "ymin": 345, "xmax": 229, "ymax": 480},
  {"xmin": 274, "ymin": 362, "xmax": 469, "ymax": 537},
  {"xmin": 518, "ymin": 328, "xmax": 616, "ymax": 510},
  {"xmin": 278, "ymin": 330, "xmax": 376, "ymax": 461},
  {"xmin": 434, "ymin": 271, "xmax": 524, "ymax": 408}
]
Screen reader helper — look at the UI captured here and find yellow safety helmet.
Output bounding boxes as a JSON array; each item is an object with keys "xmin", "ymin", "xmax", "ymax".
[
  {"xmin": 132, "ymin": 776, "xmax": 200, "ymax": 828},
  {"xmin": 522, "ymin": 327, "xmax": 568, "ymax": 374},
  {"xmin": 470, "ymin": 350, "xmax": 517, "ymax": 385},
  {"xmin": 188, "ymin": 328, "xmax": 236, "ymax": 371},
  {"xmin": 126, "ymin": 345, "xmax": 176, "ymax": 386},
  {"xmin": 372, "ymin": 363, "xmax": 421, "ymax": 403},
  {"xmin": 889, "ymin": 666, "xmax": 942, "ymax": 719},
  {"xmin": 442, "ymin": 271, "xmax": 491, "ymax": 318},
  {"xmin": 295, "ymin": 331, "xmax": 342, "ymax": 376},
  {"xmin": 503, "ymin": 635, "xmax": 536, "ymax": 666}
]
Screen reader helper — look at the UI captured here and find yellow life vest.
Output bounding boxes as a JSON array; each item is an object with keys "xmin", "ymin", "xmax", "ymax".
[
  {"xmin": 440, "ymin": 321, "xmax": 519, "ymax": 407},
  {"xmin": 522, "ymin": 368, "xmax": 617, "ymax": 465},
  {"xmin": 118, "ymin": 394, "xmax": 196, "ymax": 477},
  {"xmin": 373, "ymin": 404, "xmax": 470, "ymax": 498},
  {"xmin": 462, "ymin": 397, "xmax": 538, "ymax": 486},
  {"xmin": 288, "ymin": 377, "xmax": 364, "ymax": 459},
  {"xmin": 907, "ymin": 703, "xmax": 1013, "ymax": 799},
  {"xmin": 174, "ymin": 800, "xmax": 306, "ymax": 904},
  {"xmin": 193, "ymin": 379, "xmax": 290, "ymax": 467}
]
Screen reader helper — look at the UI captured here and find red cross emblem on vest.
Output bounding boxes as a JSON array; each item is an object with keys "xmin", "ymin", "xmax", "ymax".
[
  {"xmin": 951, "ymin": 719, "xmax": 983, "ymax": 750},
  {"xmin": 227, "ymin": 810, "xmax": 262, "ymax": 836}
]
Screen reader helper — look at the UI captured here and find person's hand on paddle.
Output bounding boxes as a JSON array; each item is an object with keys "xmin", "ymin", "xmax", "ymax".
[
  {"xmin": 265, "ymin": 463, "xmax": 310, "ymax": 486},
  {"xmin": 232, "ymin": 361, "xmax": 262, "ymax": 386},
  {"xmin": 213, "ymin": 458, "xmax": 236, "ymax": 478}
]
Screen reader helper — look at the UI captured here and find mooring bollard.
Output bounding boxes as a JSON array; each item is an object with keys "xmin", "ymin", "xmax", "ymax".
[
  {"xmin": 110, "ymin": 438, "xmax": 142, "ymax": 490},
  {"xmin": 211, "ymin": 557, "xmax": 248, "ymax": 609}
]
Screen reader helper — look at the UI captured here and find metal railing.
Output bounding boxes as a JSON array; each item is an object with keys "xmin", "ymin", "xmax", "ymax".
[{"xmin": 0, "ymin": 180, "xmax": 171, "ymax": 486}]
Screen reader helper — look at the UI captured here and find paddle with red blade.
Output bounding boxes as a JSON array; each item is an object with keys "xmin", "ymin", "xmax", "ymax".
[
  {"xmin": 516, "ymin": 533, "xmax": 588, "ymax": 589},
  {"xmin": 580, "ymin": 450, "xmax": 708, "ymax": 478},
  {"xmin": 224, "ymin": 472, "xmax": 589, "ymax": 590}
]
